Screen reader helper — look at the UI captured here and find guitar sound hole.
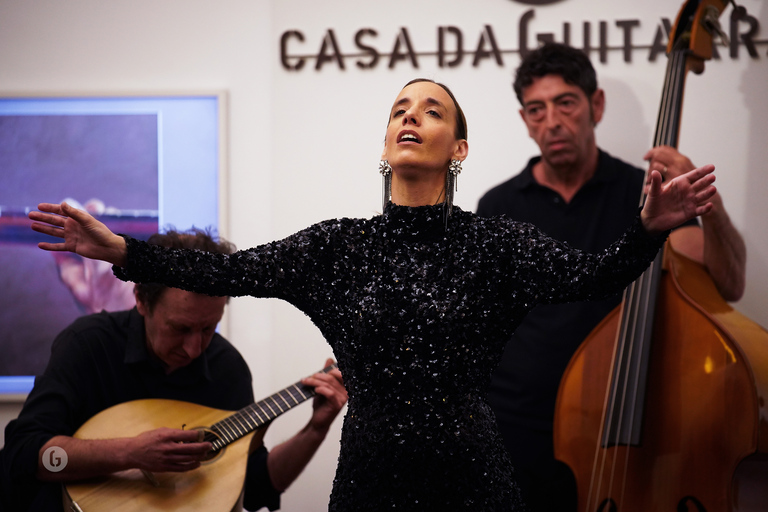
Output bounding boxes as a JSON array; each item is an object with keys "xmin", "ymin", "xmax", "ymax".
[{"xmin": 191, "ymin": 427, "xmax": 225, "ymax": 463}]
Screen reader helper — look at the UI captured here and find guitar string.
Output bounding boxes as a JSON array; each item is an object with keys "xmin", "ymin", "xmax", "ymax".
[{"xmin": 207, "ymin": 367, "xmax": 335, "ymax": 450}]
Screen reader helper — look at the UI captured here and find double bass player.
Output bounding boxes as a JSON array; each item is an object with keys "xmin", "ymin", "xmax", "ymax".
[{"xmin": 476, "ymin": 42, "xmax": 746, "ymax": 511}]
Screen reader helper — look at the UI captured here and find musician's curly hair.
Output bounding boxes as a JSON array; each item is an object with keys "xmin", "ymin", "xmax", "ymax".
[
  {"xmin": 135, "ymin": 228, "xmax": 235, "ymax": 313},
  {"xmin": 513, "ymin": 42, "xmax": 598, "ymax": 105}
]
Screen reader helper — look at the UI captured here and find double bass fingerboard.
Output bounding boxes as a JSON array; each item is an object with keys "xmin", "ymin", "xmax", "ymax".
[{"xmin": 602, "ymin": 21, "xmax": 699, "ymax": 448}]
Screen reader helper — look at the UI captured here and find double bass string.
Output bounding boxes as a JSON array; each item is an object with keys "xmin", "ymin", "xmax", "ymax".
[
  {"xmin": 588, "ymin": 266, "xmax": 659, "ymax": 510},
  {"xmin": 587, "ymin": 295, "xmax": 626, "ymax": 511},
  {"xmin": 656, "ymin": 47, "xmax": 689, "ymax": 149},
  {"xmin": 587, "ymin": 43, "xmax": 689, "ymax": 511}
]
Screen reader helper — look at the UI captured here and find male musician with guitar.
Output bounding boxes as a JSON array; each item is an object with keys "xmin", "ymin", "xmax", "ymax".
[
  {"xmin": 476, "ymin": 42, "xmax": 746, "ymax": 511},
  {"xmin": 0, "ymin": 229, "xmax": 348, "ymax": 512}
]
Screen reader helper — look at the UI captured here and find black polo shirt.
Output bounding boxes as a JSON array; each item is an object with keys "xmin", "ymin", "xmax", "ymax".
[
  {"xmin": 0, "ymin": 308, "xmax": 280, "ymax": 511},
  {"xmin": 477, "ymin": 149, "xmax": 696, "ymax": 464}
]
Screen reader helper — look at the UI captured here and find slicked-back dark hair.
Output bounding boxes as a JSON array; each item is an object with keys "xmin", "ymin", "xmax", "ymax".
[
  {"xmin": 513, "ymin": 43, "xmax": 597, "ymax": 105},
  {"xmin": 135, "ymin": 228, "xmax": 235, "ymax": 313}
]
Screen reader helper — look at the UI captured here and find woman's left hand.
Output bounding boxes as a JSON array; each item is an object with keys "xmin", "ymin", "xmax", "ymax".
[{"xmin": 640, "ymin": 164, "xmax": 716, "ymax": 235}]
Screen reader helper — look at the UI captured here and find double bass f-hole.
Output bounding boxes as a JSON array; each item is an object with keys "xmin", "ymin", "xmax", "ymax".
[
  {"xmin": 595, "ymin": 495, "xmax": 709, "ymax": 512},
  {"xmin": 596, "ymin": 498, "xmax": 617, "ymax": 512},
  {"xmin": 677, "ymin": 496, "xmax": 707, "ymax": 512}
]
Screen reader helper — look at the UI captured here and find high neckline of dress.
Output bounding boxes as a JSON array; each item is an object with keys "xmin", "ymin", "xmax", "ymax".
[{"xmin": 382, "ymin": 202, "xmax": 462, "ymax": 239}]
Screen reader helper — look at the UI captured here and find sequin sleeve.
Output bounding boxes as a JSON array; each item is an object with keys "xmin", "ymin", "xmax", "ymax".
[
  {"xmin": 112, "ymin": 220, "xmax": 349, "ymax": 309},
  {"xmin": 500, "ymin": 212, "xmax": 668, "ymax": 306}
]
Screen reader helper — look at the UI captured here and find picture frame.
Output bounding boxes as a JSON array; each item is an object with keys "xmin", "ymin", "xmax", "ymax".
[{"xmin": 0, "ymin": 92, "xmax": 228, "ymax": 401}]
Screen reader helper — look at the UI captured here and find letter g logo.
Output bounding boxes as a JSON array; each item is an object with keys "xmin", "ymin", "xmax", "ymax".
[{"xmin": 42, "ymin": 446, "xmax": 68, "ymax": 472}]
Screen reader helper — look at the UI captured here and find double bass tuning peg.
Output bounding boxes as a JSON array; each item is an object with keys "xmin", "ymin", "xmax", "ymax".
[
  {"xmin": 702, "ymin": 6, "xmax": 729, "ymax": 47},
  {"xmin": 728, "ymin": 0, "xmax": 748, "ymax": 19}
]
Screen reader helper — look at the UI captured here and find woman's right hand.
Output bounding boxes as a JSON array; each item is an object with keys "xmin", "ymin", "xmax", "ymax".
[{"xmin": 29, "ymin": 202, "xmax": 127, "ymax": 267}]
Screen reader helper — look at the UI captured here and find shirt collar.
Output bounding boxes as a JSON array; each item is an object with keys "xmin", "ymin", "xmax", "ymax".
[{"xmin": 514, "ymin": 149, "xmax": 617, "ymax": 191}]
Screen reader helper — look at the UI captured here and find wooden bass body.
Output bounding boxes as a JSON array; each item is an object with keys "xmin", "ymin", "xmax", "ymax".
[{"xmin": 554, "ymin": 245, "xmax": 768, "ymax": 511}]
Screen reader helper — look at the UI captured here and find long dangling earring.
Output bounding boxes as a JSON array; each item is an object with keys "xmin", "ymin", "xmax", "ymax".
[
  {"xmin": 379, "ymin": 160, "xmax": 392, "ymax": 212},
  {"xmin": 444, "ymin": 159, "xmax": 462, "ymax": 227}
]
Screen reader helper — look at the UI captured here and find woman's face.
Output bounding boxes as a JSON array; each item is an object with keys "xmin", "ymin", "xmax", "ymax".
[{"xmin": 383, "ymin": 81, "xmax": 467, "ymax": 177}]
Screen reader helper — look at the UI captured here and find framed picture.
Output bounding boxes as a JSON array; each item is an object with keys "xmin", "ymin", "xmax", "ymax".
[{"xmin": 0, "ymin": 92, "xmax": 227, "ymax": 400}]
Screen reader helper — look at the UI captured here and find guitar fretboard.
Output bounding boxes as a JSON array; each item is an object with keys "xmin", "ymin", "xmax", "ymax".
[{"xmin": 204, "ymin": 363, "xmax": 337, "ymax": 451}]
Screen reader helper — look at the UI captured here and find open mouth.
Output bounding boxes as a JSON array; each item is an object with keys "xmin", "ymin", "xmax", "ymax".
[{"xmin": 398, "ymin": 131, "xmax": 422, "ymax": 144}]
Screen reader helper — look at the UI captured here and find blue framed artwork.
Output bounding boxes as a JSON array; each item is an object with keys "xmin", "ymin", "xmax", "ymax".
[{"xmin": 0, "ymin": 93, "xmax": 226, "ymax": 399}]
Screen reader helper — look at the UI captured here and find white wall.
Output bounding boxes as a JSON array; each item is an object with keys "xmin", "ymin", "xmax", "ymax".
[{"xmin": 2, "ymin": 1, "xmax": 767, "ymax": 510}]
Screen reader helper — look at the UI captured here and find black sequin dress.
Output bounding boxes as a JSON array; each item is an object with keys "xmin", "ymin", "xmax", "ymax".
[{"xmin": 114, "ymin": 203, "xmax": 666, "ymax": 511}]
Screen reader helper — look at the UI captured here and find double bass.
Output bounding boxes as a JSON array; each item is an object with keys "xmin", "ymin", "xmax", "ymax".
[{"xmin": 553, "ymin": 1, "xmax": 768, "ymax": 510}]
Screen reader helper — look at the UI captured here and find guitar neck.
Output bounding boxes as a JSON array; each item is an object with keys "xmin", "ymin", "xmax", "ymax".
[{"xmin": 205, "ymin": 363, "xmax": 337, "ymax": 450}]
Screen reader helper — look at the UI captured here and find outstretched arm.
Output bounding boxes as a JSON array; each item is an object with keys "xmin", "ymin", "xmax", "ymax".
[
  {"xmin": 640, "ymin": 164, "xmax": 716, "ymax": 235},
  {"xmin": 645, "ymin": 146, "xmax": 746, "ymax": 301},
  {"xmin": 29, "ymin": 202, "xmax": 127, "ymax": 267},
  {"xmin": 266, "ymin": 359, "xmax": 347, "ymax": 492}
]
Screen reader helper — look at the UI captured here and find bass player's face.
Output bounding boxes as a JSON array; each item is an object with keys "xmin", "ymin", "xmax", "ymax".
[{"xmin": 519, "ymin": 74, "xmax": 604, "ymax": 172}]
